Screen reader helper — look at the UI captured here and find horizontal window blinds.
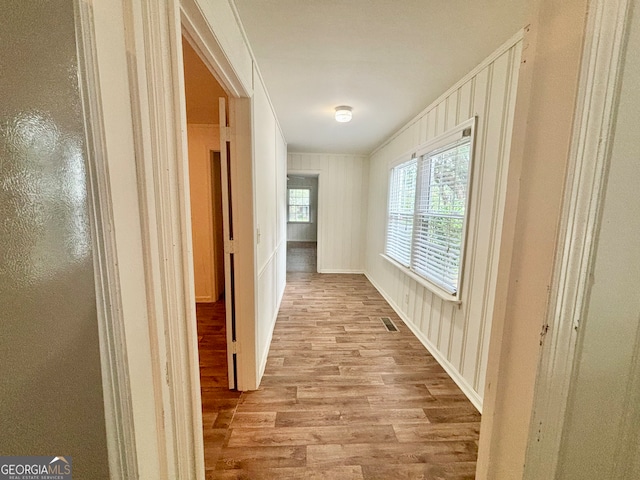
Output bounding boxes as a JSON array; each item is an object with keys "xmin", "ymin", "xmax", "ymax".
[
  {"xmin": 412, "ymin": 139, "xmax": 470, "ymax": 294},
  {"xmin": 384, "ymin": 121, "xmax": 474, "ymax": 297},
  {"xmin": 385, "ymin": 159, "xmax": 417, "ymax": 266}
]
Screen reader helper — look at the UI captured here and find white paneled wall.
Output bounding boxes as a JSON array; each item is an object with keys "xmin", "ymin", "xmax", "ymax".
[
  {"xmin": 288, "ymin": 153, "xmax": 369, "ymax": 273},
  {"xmin": 364, "ymin": 33, "xmax": 523, "ymax": 410},
  {"xmin": 253, "ymin": 68, "xmax": 287, "ymax": 379}
]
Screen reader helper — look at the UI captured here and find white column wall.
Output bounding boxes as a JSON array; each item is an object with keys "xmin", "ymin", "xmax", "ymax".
[
  {"xmin": 556, "ymin": 4, "xmax": 640, "ymax": 477},
  {"xmin": 253, "ymin": 68, "xmax": 287, "ymax": 379}
]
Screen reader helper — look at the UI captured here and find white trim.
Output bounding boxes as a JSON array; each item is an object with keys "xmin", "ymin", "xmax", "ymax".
[
  {"xmin": 365, "ymin": 271, "xmax": 482, "ymax": 412},
  {"xmin": 414, "ymin": 117, "xmax": 476, "ymax": 158},
  {"xmin": 287, "ymin": 169, "xmax": 322, "ymax": 177},
  {"xmin": 287, "ymin": 151, "xmax": 369, "ymax": 159},
  {"xmin": 75, "ymin": 2, "xmax": 138, "ymax": 477},
  {"xmin": 523, "ymin": 1, "xmax": 631, "ymax": 478},
  {"xmin": 372, "ymin": 29, "xmax": 524, "ymax": 156},
  {"xmin": 318, "ymin": 269, "xmax": 366, "ymax": 274},
  {"xmin": 180, "ymin": 0, "xmax": 250, "ymax": 97},
  {"xmin": 287, "ymin": 186, "xmax": 312, "ymax": 224},
  {"xmin": 380, "ymin": 254, "xmax": 461, "ymax": 304},
  {"xmin": 258, "ymin": 240, "xmax": 285, "ymax": 277},
  {"xmin": 121, "ymin": 0, "xmax": 205, "ymax": 477}
]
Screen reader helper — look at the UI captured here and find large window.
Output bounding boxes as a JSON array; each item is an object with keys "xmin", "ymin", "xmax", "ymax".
[
  {"xmin": 288, "ymin": 188, "xmax": 311, "ymax": 223},
  {"xmin": 385, "ymin": 120, "xmax": 475, "ymax": 297}
]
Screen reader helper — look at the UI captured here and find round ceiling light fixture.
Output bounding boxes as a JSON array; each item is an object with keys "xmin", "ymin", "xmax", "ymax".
[{"xmin": 334, "ymin": 105, "xmax": 353, "ymax": 123}]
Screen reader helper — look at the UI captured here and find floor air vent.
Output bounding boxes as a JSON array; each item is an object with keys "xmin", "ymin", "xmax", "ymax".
[{"xmin": 381, "ymin": 317, "xmax": 398, "ymax": 332}]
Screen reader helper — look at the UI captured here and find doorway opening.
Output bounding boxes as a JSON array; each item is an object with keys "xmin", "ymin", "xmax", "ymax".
[
  {"xmin": 182, "ymin": 35, "xmax": 241, "ymax": 470},
  {"xmin": 286, "ymin": 174, "xmax": 319, "ymax": 272}
]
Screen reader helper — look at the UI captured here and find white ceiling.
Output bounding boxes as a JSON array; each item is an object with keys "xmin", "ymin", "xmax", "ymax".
[{"xmin": 233, "ymin": 0, "xmax": 525, "ymax": 155}]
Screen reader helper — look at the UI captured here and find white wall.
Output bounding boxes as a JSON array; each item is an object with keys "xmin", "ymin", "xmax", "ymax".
[
  {"xmin": 287, "ymin": 153, "xmax": 369, "ymax": 273},
  {"xmin": 364, "ymin": 34, "xmax": 522, "ymax": 410},
  {"xmin": 555, "ymin": 4, "xmax": 640, "ymax": 477},
  {"xmin": 286, "ymin": 175, "xmax": 318, "ymax": 242},
  {"xmin": 253, "ymin": 67, "xmax": 287, "ymax": 379},
  {"xmin": 476, "ymin": 2, "xmax": 589, "ymax": 476}
]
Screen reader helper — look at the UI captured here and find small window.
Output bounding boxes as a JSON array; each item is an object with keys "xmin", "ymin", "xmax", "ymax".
[
  {"xmin": 288, "ymin": 188, "xmax": 311, "ymax": 223},
  {"xmin": 385, "ymin": 119, "xmax": 475, "ymax": 297}
]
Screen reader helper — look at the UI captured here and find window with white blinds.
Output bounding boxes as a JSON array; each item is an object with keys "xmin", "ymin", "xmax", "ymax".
[
  {"xmin": 385, "ymin": 159, "xmax": 417, "ymax": 266},
  {"xmin": 385, "ymin": 119, "xmax": 475, "ymax": 297}
]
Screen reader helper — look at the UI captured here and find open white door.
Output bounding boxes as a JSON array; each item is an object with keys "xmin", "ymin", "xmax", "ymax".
[{"xmin": 219, "ymin": 97, "xmax": 237, "ymax": 389}]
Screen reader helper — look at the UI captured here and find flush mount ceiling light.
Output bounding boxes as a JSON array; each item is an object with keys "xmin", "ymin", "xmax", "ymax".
[{"xmin": 334, "ymin": 106, "xmax": 353, "ymax": 123}]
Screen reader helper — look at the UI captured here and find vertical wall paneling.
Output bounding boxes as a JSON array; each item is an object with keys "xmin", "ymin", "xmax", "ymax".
[
  {"xmin": 287, "ymin": 153, "xmax": 369, "ymax": 273},
  {"xmin": 477, "ymin": 43, "xmax": 521, "ymax": 395},
  {"xmin": 364, "ymin": 33, "xmax": 523, "ymax": 410},
  {"xmin": 252, "ymin": 67, "xmax": 287, "ymax": 380}
]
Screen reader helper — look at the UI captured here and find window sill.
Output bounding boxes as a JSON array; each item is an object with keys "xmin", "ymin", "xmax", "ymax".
[
  {"xmin": 288, "ymin": 221, "xmax": 312, "ymax": 224},
  {"xmin": 380, "ymin": 253, "xmax": 462, "ymax": 305}
]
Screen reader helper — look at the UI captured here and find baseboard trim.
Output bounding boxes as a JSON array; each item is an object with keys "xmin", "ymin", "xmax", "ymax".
[
  {"xmin": 364, "ymin": 271, "xmax": 483, "ymax": 412},
  {"xmin": 318, "ymin": 269, "xmax": 365, "ymax": 274}
]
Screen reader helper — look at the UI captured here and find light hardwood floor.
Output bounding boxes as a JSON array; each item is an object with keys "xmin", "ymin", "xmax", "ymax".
[{"xmin": 198, "ymin": 273, "xmax": 480, "ymax": 479}]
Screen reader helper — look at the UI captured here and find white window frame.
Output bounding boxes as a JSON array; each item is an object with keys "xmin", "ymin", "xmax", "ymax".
[
  {"xmin": 385, "ymin": 158, "xmax": 417, "ymax": 267},
  {"xmin": 382, "ymin": 117, "xmax": 477, "ymax": 303},
  {"xmin": 287, "ymin": 187, "xmax": 312, "ymax": 223}
]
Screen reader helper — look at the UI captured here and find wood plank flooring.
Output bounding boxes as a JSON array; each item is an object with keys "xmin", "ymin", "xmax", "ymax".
[
  {"xmin": 199, "ymin": 273, "xmax": 480, "ymax": 479},
  {"xmin": 196, "ymin": 300, "xmax": 242, "ymax": 470}
]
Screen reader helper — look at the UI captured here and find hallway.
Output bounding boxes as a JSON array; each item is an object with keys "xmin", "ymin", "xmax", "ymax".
[
  {"xmin": 200, "ymin": 274, "xmax": 480, "ymax": 479},
  {"xmin": 286, "ymin": 241, "xmax": 317, "ymax": 273}
]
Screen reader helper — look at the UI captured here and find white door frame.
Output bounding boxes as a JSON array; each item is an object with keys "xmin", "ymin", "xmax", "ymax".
[
  {"xmin": 522, "ymin": 0, "xmax": 630, "ymax": 477},
  {"xmin": 180, "ymin": 2, "xmax": 258, "ymax": 393},
  {"xmin": 75, "ymin": 2, "xmax": 139, "ymax": 477},
  {"xmin": 84, "ymin": 0, "xmax": 258, "ymax": 478},
  {"xmin": 287, "ymin": 170, "xmax": 322, "ymax": 272}
]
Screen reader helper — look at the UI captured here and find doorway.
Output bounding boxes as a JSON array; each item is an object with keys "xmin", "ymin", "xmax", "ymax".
[
  {"xmin": 286, "ymin": 174, "xmax": 319, "ymax": 272},
  {"xmin": 182, "ymin": 35, "xmax": 231, "ymax": 376},
  {"xmin": 182, "ymin": 35, "xmax": 242, "ymax": 469}
]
